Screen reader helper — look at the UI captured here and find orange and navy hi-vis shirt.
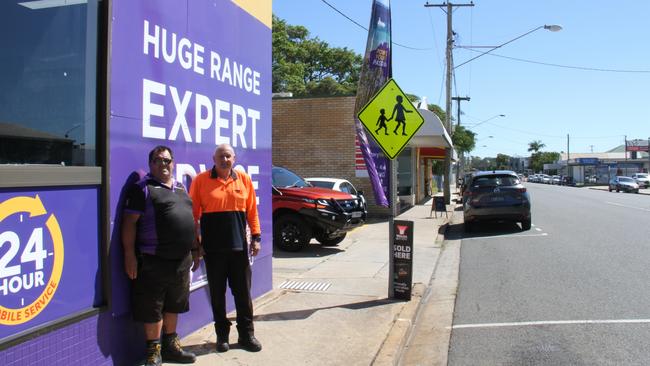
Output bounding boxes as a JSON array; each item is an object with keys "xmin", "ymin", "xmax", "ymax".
[{"xmin": 190, "ymin": 167, "xmax": 260, "ymax": 253}]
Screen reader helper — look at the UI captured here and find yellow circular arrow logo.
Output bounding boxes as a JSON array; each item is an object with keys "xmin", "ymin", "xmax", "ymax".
[{"xmin": 0, "ymin": 195, "xmax": 64, "ymax": 325}]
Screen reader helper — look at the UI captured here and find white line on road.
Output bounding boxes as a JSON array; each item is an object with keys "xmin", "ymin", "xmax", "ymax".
[
  {"xmin": 463, "ymin": 233, "xmax": 548, "ymax": 240},
  {"xmin": 451, "ymin": 319, "xmax": 650, "ymax": 330},
  {"xmin": 535, "ymin": 228, "xmax": 542, "ymax": 232},
  {"xmin": 605, "ymin": 201, "xmax": 650, "ymax": 212}
]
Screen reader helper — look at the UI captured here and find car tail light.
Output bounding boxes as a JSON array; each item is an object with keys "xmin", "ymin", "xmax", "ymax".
[{"xmin": 518, "ymin": 187, "xmax": 527, "ymax": 193}]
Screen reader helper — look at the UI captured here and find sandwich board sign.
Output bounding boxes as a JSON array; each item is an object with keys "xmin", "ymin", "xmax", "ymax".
[{"xmin": 357, "ymin": 79, "xmax": 425, "ymax": 159}]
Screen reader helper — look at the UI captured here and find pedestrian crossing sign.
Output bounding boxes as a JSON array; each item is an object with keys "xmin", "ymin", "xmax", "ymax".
[{"xmin": 357, "ymin": 79, "xmax": 425, "ymax": 160}]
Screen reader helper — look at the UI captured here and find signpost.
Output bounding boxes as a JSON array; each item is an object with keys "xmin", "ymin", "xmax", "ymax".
[
  {"xmin": 357, "ymin": 79, "xmax": 425, "ymax": 160},
  {"xmin": 358, "ymin": 79, "xmax": 422, "ymax": 300}
]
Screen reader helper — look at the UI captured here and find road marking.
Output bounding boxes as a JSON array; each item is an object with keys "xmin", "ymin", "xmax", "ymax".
[
  {"xmin": 535, "ymin": 228, "xmax": 542, "ymax": 232},
  {"xmin": 463, "ymin": 233, "xmax": 548, "ymax": 240},
  {"xmin": 605, "ymin": 201, "xmax": 650, "ymax": 212},
  {"xmin": 451, "ymin": 319, "xmax": 650, "ymax": 330}
]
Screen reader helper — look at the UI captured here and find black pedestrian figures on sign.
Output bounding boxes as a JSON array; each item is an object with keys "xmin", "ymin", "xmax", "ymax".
[
  {"xmin": 375, "ymin": 108, "xmax": 391, "ymax": 135},
  {"xmin": 389, "ymin": 95, "xmax": 412, "ymax": 136}
]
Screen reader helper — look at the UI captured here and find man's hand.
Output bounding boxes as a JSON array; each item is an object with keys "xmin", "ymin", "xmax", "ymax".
[
  {"xmin": 250, "ymin": 241, "xmax": 261, "ymax": 257},
  {"xmin": 124, "ymin": 251, "xmax": 137, "ymax": 279},
  {"xmin": 191, "ymin": 247, "xmax": 203, "ymax": 272}
]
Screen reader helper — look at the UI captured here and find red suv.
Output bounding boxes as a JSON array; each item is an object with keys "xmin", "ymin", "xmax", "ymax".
[{"xmin": 272, "ymin": 166, "xmax": 366, "ymax": 251}]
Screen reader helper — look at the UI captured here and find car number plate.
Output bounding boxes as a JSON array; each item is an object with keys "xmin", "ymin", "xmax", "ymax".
[
  {"xmin": 351, "ymin": 211, "xmax": 362, "ymax": 218},
  {"xmin": 490, "ymin": 196, "xmax": 504, "ymax": 202}
]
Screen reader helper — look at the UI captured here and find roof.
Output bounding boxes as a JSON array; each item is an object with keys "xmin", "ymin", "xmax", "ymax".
[{"xmin": 0, "ymin": 122, "xmax": 72, "ymax": 142}]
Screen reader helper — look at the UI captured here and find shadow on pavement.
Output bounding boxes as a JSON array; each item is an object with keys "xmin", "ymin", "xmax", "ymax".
[
  {"xmin": 272, "ymin": 243, "xmax": 344, "ymax": 258},
  {"xmin": 254, "ymin": 298, "xmax": 398, "ymax": 322},
  {"xmin": 447, "ymin": 221, "xmax": 525, "ymax": 240}
]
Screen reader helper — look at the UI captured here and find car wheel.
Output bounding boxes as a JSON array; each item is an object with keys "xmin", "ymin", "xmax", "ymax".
[
  {"xmin": 315, "ymin": 232, "xmax": 346, "ymax": 246},
  {"xmin": 616, "ymin": 188, "xmax": 620, "ymax": 192},
  {"xmin": 608, "ymin": 187, "xmax": 612, "ymax": 192},
  {"xmin": 521, "ymin": 219, "xmax": 532, "ymax": 231},
  {"xmin": 274, "ymin": 214, "xmax": 311, "ymax": 252}
]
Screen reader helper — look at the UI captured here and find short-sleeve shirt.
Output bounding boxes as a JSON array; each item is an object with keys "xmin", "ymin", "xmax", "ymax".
[
  {"xmin": 189, "ymin": 167, "xmax": 260, "ymax": 253},
  {"xmin": 123, "ymin": 174, "xmax": 195, "ymax": 260}
]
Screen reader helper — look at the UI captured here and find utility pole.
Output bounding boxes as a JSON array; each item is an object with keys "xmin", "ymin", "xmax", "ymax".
[
  {"xmin": 452, "ymin": 95, "xmax": 470, "ymax": 182},
  {"xmin": 425, "ymin": 1, "xmax": 474, "ymax": 204}
]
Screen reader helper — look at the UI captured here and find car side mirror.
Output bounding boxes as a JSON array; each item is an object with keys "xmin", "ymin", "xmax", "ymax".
[
  {"xmin": 357, "ymin": 190, "xmax": 363, "ymax": 196},
  {"xmin": 272, "ymin": 186, "xmax": 282, "ymax": 195}
]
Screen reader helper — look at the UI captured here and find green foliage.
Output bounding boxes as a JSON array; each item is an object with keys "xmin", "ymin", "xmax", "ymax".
[
  {"xmin": 273, "ymin": 15, "xmax": 362, "ymax": 97},
  {"xmin": 527, "ymin": 140, "xmax": 546, "ymax": 153},
  {"xmin": 452, "ymin": 125, "xmax": 476, "ymax": 154},
  {"xmin": 529, "ymin": 151, "xmax": 560, "ymax": 172},
  {"xmin": 495, "ymin": 153, "xmax": 511, "ymax": 169}
]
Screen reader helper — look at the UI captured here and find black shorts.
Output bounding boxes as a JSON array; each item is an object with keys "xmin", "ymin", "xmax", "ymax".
[{"xmin": 132, "ymin": 253, "xmax": 192, "ymax": 323}]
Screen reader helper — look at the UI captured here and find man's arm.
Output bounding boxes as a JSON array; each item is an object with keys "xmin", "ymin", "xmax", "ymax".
[
  {"xmin": 121, "ymin": 212, "xmax": 141, "ymax": 280},
  {"xmin": 244, "ymin": 173, "xmax": 261, "ymax": 256}
]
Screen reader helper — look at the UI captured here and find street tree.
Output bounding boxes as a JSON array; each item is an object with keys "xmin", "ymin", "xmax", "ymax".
[
  {"xmin": 528, "ymin": 140, "xmax": 546, "ymax": 153},
  {"xmin": 452, "ymin": 125, "xmax": 476, "ymax": 155},
  {"xmin": 496, "ymin": 153, "xmax": 511, "ymax": 169},
  {"xmin": 273, "ymin": 15, "xmax": 362, "ymax": 97}
]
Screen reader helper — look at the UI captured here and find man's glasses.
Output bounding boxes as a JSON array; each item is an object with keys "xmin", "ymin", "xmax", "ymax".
[{"xmin": 152, "ymin": 157, "xmax": 173, "ymax": 165}]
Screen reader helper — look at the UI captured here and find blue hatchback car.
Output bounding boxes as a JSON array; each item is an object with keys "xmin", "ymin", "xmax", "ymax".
[{"xmin": 462, "ymin": 170, "xmax": 531, "ymax": 232}]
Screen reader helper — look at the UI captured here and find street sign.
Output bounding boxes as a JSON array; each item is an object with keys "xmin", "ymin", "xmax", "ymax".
[{"xmin": 357, "ymin": 79, "xmax": 425, "ymax": 159}]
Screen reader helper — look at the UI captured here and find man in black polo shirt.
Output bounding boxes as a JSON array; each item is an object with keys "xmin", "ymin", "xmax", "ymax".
[{"xmin": 122, "ymin": 145, "xmax": 201, "ymax": 366}]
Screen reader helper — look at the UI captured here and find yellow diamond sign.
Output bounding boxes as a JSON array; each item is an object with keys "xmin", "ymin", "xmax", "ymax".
[{"xmin": 357, "ymin": 79, "xmax": 424, "ymax": 160}]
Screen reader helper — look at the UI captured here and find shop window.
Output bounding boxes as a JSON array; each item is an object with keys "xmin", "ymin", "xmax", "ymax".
[{"xmin": 0, "ymin": 0, "xmax": 99, "ymax": 166}]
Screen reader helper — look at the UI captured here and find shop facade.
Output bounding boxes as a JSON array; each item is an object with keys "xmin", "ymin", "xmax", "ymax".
[{"xmin": 0, "ymin": 1, "xmax": 272, "ymax": 365}]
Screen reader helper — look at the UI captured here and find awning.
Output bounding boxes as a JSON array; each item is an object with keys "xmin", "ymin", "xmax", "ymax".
[{"xmin": 407, "ymin": 102, "xmax": 457, "ymax": 161}]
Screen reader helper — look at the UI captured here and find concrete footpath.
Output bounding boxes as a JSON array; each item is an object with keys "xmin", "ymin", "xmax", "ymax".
[{"xmin": 180, "ymin": 198, "xmax": 459, "ymax": 366}]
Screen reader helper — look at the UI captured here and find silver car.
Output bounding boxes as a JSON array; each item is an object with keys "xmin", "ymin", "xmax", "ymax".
[{"xmin": 608, "ymin": 176, "xmax": 639, "ymax": 193}]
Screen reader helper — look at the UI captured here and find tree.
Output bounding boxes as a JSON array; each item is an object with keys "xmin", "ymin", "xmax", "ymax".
[
  {"xmin": 496, "ymin": 153, "xmax": 511, "ymax": 169},
  {"xmin": 452, "ymin": 125, "xmax": 476, "ymax": 155},
  {"xmin": 528, "ymin": 140, "xmax": 546, "ymax": 153},
  {"xmin": 273, "ymin": 15, "xmax": 362, "ymax": 97},
  {"xmin": 529, "ymin": 151, "xmax": 560, "ymax": 173}
]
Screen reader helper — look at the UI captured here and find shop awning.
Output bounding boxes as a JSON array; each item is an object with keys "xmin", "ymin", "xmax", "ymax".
[{"xmin": 407, "ymin": 102, "xmax": 457, "ymax": 161}]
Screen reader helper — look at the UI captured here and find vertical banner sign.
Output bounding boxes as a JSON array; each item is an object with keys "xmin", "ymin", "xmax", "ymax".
[
  {"xmin": 109, "ymin": 0, "xmax": 272, "ymax": 314},
  {"xmin": 354, "ymin": 0, "xmax": 392, "ymax": 206},
  {"xmin": 391, "ymin": 220, "xmax": 413, "ymax": 300}
]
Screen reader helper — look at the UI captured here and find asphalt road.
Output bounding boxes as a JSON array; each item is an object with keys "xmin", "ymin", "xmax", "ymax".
[{"xmin": 448, "ymin": 183, "xmax": 650, "ymax": 365}]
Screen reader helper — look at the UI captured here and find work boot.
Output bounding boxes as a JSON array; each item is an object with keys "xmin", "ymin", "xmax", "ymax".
[
  {"xmin": 215, "ymin": 326, "xmax": 230, "ymax": 353},
  {"xmin": 238, "ymin": 334, "xmax": 262, "ymax": 352},
  {"xmin": 144, "ymin": 340, "xmax": 162, "ymax": 366},
  {"xmin": 161, "ymin": 332, "xmax": 196, "ymax": 363}
]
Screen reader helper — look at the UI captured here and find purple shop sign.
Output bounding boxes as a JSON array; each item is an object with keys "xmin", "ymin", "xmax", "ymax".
[
  {"xmin": 0, "ymin": 187, "xmax": 100, "ymax": 341},
  {"xmin": 108, "ymin": 0, "xmax": 272, "ymax": 315}
]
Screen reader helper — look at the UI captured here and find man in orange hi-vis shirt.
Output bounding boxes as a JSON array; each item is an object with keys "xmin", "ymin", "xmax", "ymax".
[{"xmin": 189, "ymin": 143, "xmax": 262, "ymax": 353}]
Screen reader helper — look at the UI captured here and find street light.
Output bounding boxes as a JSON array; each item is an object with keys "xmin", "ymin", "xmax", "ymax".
[
  {"xmin": 455, "ymin": 24, "xmax": 563, "ymax": 69},
  {"xmin": 467, "ymin": 114, "xmax": 505, "ymax": 128}
]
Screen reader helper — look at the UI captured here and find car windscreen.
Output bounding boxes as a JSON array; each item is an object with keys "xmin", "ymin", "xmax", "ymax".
[
  {"xmin": 308, "ymin": 180, "xmax": 335, "ymax": 189},
  {"xmin": 472, "ymin": 175, "xmax": 520, "ymax": 187},
  {"xmin": 272, "ymin": 167, "xmax": 310, "ymax": 187},
  {"xmin": 618, "ymin": 177, "xmax": 635, "ymax": 183}
]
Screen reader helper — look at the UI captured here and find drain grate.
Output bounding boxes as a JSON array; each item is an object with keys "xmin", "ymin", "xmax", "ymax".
[{"xmin": 279, "ymin": 280, "xmax": 331, "ymax": 292}]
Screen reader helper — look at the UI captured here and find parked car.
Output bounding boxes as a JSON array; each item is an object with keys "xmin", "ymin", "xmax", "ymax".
[
  {"xmin": 305, "ymin": 177, "xmax": 367, "ymax": 211},
  {"xmin": 551, "ymin": 175, "xmax": 561, "ymax": 185},
  {"xmin": 608, "ymin": 176, "xmax": 639, "ymax": 193},
  {"xmin": 540, "ymin": 174, "xmax": 551, "ymax": 184},
  {"xmin": 631, "ymin": 172, "xmax": 650, "ymax": 188},
  {"xmin": 462, "ymin": 170, "xmax": 532, "ymax": 232},
  {"xmin": 272, "ymin": 166, "xmax": 366, "ymax": 251},
  {"xmin": 561, "ymin": 176, "xmax": 575, "ymax": 186}
]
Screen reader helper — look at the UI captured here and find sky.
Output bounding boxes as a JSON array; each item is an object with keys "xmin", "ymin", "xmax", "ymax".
[{"xmin": 272, "ymin": 0, "xmax": 650, "ymax": 158}]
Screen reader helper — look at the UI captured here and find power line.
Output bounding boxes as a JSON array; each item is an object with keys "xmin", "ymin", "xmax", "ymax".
[
  {"xmin": 456, "ymin": 47, "xmax": 650, "ymax": 73},
  {"xmin": 320, "ymin": 0, "xmax": 433, "ymax": 51}
]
